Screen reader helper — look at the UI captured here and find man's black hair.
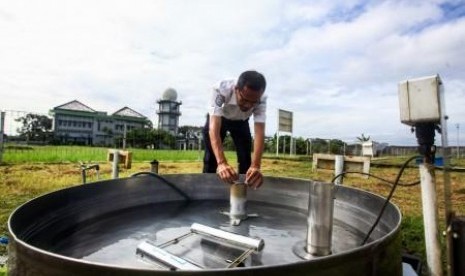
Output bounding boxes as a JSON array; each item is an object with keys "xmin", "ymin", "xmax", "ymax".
[{"xmin": 237, "ymin": 70, "xmax": 266, "ymax": 92}]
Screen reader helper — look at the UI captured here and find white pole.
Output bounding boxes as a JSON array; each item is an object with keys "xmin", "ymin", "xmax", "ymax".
[
  {"xmin": 456, "ymin": 123, "xmax": 460, "ymax": 158},
  {"xmin": 306, "ymin": 139, "xmax": 309, "ymax": 155},
  {"xmin": 419, "ymin": 164, "xmax": 443, "ymax": 276},
  {"xmin": 0, "ymin": 111, "xmax": 5, "ymax": 163},
  {"xmin": 123, "ymin": 123, "xmax": 127, "ymax": 149},
  {"xmin": 198, "ymin": 136, "xmax": 202, "ymax": 161},
  {"xmin": 290, "ymin": 136, "xmax": 293, "ymax": 156},
  {"xmin": 283, "ymin": 136, "xmax": 286, "ymax": 154},
  {"xmin": 276, "ymin": 109, "xmax": 280, "ymax": 157},
  {"xmin": 276, "ymin": 132, "xmax": 279, "ymax": 157},
  {"xmin": 334, "ymin": 155, "xmax": 344, "ymax": 185},
  {"xmin": 439, "ymin": 83, "xmax": 453, "ymax": 276},
  {"xmin": 112, "ymin": 149, "xmax": 120, "ymax": 179},
  {"xmin": 310, "ymin": 139, "xmax": 313, "ymax": 156}
]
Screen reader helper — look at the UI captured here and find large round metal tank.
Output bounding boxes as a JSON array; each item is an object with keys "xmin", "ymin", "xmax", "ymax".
[{"xmin": 8, "ymin": 174, "xmax": 402, "ymax": 275}]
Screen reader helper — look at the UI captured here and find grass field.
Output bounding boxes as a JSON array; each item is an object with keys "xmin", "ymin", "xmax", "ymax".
[
  {"xmin": 2, "ymin": 145, "xmax": 207, "ymax": 163},
  {"xmin": 1, "ymin": 145, "xmax": 464, "ymax": 275}
]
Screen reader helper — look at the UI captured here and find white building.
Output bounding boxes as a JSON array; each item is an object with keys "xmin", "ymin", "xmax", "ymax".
[{"xmin": 50, "ymin": 100, "xmax": 150, "ymax": 146}]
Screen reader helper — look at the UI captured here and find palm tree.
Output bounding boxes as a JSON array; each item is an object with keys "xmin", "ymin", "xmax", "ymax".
[{"xmin": 356, "ymin": 133, "xmax": 370, "ymax": 142}]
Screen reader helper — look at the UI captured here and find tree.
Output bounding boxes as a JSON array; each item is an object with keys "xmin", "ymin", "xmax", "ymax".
[
  {"xmin": 356, "ymin": 133, "xmax": 371, "ymax": 142},
  {"xmin": 15, "ymin": 113, "xmax": 53, "ymax": 143},
  {"xmin": 126, "ymin": 128, "xmax": 176, "ymax": 149}
]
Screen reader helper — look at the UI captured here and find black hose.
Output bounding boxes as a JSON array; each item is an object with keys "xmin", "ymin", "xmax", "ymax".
[
  {"xmin": 331, "ymin": 171, "xmax": 420, "ymax": 187},
  {"xmin": 130, "ymin": 172, "xmax": 191, "ymax": 202},
  {"xmin": 359, "ymin": 155, "xmax": 420, "ymax": 245}
]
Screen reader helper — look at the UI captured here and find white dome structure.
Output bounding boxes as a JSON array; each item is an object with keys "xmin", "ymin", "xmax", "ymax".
[
  {"xmin": 157, "ymin": 88, "xmax": 182, "ymax": 136},
  {"xmin": 162, "ymin": 88, "xmax": 178, "ymax": 101}
]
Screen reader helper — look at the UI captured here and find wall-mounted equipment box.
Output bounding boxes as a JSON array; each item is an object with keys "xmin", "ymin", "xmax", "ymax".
[{"xmin": 398, "ymin": 74, "xmax": 443, "ymax": 126}]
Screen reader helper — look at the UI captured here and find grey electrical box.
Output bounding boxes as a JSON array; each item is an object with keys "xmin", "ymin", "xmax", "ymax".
[{"xmin": 398, "ymin": 74, "xmax": 443, "ymax": 126}]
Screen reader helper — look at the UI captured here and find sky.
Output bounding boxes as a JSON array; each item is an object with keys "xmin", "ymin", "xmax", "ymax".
[{"xmin": 1, "ymin": 0, "xmax": 465, "ymax": 146}]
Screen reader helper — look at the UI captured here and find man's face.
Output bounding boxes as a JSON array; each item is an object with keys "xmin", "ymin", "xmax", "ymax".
[{"xmin": 235, "ymin": 86, "xmax": 263, "ymax": 112}]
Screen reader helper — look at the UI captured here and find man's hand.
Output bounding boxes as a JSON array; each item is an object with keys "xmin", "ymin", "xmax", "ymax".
[
  {"xmin": 245, "ymin": 167, "xmax": 263, "ymax": 189},
  {"xmin": 217, "ymin": 163, "xmax": 238, "ymax": 184}
]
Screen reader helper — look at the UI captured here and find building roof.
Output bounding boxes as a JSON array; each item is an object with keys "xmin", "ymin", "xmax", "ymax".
[
  {"xmin": 112, "ymin": 106, "xmax": 146, "ymax": 119},
  {"xmin": 53, "ymin": 100, "xmax": 96, "ymax": 113},
  {"xmin": 52, "ymin": 100, "xmax": 148, "ymax": 120}
]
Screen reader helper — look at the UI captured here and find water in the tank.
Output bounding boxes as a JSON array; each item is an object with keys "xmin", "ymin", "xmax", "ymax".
[{"xmin": 47, "ymin": 200, "xmax": 365, "ymax": 269}]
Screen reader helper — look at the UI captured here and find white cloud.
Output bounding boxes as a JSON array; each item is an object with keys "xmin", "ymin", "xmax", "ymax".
[{"xmin": 1, "ymin": 0, "xmax": 464, "ymax": 146}]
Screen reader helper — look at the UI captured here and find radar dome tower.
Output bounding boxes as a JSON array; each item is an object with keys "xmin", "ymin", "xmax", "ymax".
[{"xmin": 156, "ymin": 88, "xmax": 182, "ymax": 135}]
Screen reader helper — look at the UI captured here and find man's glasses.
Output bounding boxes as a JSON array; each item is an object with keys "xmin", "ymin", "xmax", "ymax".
[{"xmin": 238, "ymin": 89, "xmax": 260, "ymax": 106}]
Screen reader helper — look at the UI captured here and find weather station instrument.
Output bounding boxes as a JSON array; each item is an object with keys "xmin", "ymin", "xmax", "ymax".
[{"xmin": 398, "ymin": 74, "xmax": 463, "ymax": 276}]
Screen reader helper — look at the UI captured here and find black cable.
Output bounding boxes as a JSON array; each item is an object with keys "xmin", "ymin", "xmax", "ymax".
[
  {"xmin": 130, "ymin": 172, "xmax": 191, "ymax": 201},
  {"xmin": 331, "ymin": 171, "xmax": 420, "ymax": 187},
  {"xmin": 359, "ymin": 155, "xmax": 420, "ymax": 245}
]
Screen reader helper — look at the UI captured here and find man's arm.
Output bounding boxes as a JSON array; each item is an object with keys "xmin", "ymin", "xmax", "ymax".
[
  {"xmin": 209, "ymin": 115, "xmax": 238, "ymax": 183},
  {"xmin": 251, "ymin": 122, "xmax": 265, "ymax": 169},
  {"xmin": 246, "ymin": 122, "xmax": 265, "ymax": 189},
  {"xmin": 208, "ymin": 115, "xmax": 227, "ymax": 165}
]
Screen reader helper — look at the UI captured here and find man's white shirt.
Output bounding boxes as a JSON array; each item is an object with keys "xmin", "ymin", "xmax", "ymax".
[{"xmin": 208, "ymin": 79, "xmax": 267, "ymax": 123}]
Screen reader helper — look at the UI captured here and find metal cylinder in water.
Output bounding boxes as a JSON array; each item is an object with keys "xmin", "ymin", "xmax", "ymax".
[
  {"xmin": 191, "ymin": 223, "xmax": 264, "ymax": 251},
  {"xmin": 306, "ymin": 181, "xmax": 335, "ymax": 256},
  {"xmin": 230, "ymin": 182, "xmax": 247, "ymax": 220}
]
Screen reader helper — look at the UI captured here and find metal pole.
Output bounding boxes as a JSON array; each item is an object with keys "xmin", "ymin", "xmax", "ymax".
[
  {"xmin": 283, "ymin": 136, "xmax": 286, "ymax": 154},
  {"xmin": 123, "ymin": 123, "xmax": 127, "ymax": 150},
  {"xmin": 419, "ymin": 164, "xmax": 443, "ymax": 276},
  {"xmin": 451, "ymin": 216, "xmax": 465, "ymax": 276},
  {"xmin": 276, "ymin": 132, "xmax": 279, "ymax": 157},
  {"xmin": 438, "ymin": 84, "xmax": 454, "ymax": 276},
  {"xmin": 81, "ymin": 165, "xmax": 87, "ymax": 184},
  {"xmin": 306, "ymin": 139, "xmax": 309, "ymax": 155},
  {"xmin": 290, "ymin": 136, "xmax": 293, "ymax": 156},
  {"xmin": 310, "ymin": 139, "xmax": 312, "ymax": 156},
  {"xmin": 111, "ymin": 149, "xmax": 119, "ymax": 179},
  {"xmin": 0, "ymin": 111, "xmax": 5, "ymax": 164},
  {"xmin": 150, "ymin": 160, "xmax": 159, "ymax": 174},
  {"xmin": 334, "ymin": 155, "xmax": 344, "ymax": 185},
  {"xmin": 95, "ymin": 165, "xmax": 100, "ymax": 180},
  {"xmin": 276, "ymin": 109, "xmax": 279, "ymax": 157},
  {"xmin": 198, "ymin": 136, "xmax": 202, "ymax": 161},
  {"xmin": 455, "ymin": 124, "xmax": 460, "ymax": 159},
  {"xmin": 414, "ymin": 122, "xmax": 444, "ymax": 276}
]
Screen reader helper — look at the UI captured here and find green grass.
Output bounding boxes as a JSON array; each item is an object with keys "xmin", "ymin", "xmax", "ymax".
[
  {"xmin": 401, "ymin": 215, "xmax": 426, "ymax": 260},
  {"xmin": 1, "ymin": 148, "xmax": 464, "ymax": 275},
  {"xmin": 2, "ymin": 145, "xmax": 237, "ymax": 163}
]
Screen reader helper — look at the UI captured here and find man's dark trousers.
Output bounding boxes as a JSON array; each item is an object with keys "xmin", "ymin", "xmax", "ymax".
[{"xmin": 202, "ymin": 116, "xmax": 252, "ymax": 174}]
